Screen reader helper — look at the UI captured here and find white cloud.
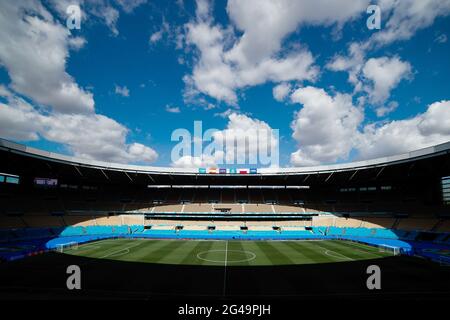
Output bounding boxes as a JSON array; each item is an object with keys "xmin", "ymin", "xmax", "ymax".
[
  {"xmin": 0, "ymin": 2, "xmax": 158, "ymax": 164},
  {"xmin": 150, "ymin": 30, "xmax": 163, "ymax": 43},
  {"xmin": 0, "ymin": 1, "xmax": 94, "ymax": 114},
  {"xmin": 0, "ymin": 89, "xmax": 44, "ymax": 141},
  {"xmin": 290, "ymin": 86, "xmax": 363, "ymax": 166},
  {"xmin": 68, "ymin": 37, "xmax": 87, "ymax": 50},
  {"xmin": 434, "ymin": 33, "xmax": 448, "ymax": 43},
  {"xmin": 362, "ymin": 56, "xmax": 412, "ymax": 105},
  {"xmin": 171, "ymin": 155, "xmax": 217, "ymax": 168},
  {"xmin": 165, "ymin": 105, "xmax": 181, "ymax": 113},
  {"xmin": 115, "ymin": 85, "xmax": 130, "ymax": 97},
  {"xmin": 115, "ymin": 0, "xmax": 146, "ymax": 13},
  {"xmin": 0, "ymin": 91, "xmax": 158, "ymax": 164},
  {"xmin": 326, "ymin": 42, "xmax": 366, "ymax": 92},
  {"xmin": 212, "ymin": 113, "xmax": 278, "ymax": 166},
  {"xmin": 183, "ymin": 0, "xmax": 369, "ymax": 105},
  {"xmin": 149, "ymin": 20, "xmax": 171, "ymax": 45},
  {"xmin": 370, "ymin": 0, "xmax": 450, "ymax": 46},
  {"xmin": 328, "ymin": 50, "xmax": 412, "ymax": 116},
  {"xmin": 356, "ymin": 100, "xmax": 450, "ymax": 159},
  {"xmin": 171, "ymin": 112, "xmax": 278, "ymax": 167},
  {"xmin": 225, "ymin": 0, "xmax": 369, "ymax": 65},
  {"xmin": 375, "ymin": 101, "xmax": 399, "ymax": 117},
  {"xmin": 327, "ymin": 0, "xmax": 450, "ymax": 116},
  {"xmin": 273, "ymin": 83, "xmax": 292, "ymax": 102},
  {"xmin": 288, "ymin": 86, "xmax": 450, "ymax": 165}
]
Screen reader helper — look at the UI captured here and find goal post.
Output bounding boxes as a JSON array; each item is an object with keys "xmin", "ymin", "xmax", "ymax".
[
  {"xmin": 56, "ymin": 241, "xmax": 78, "ymax": 253},
  {"xmin": 378, "ymin": 244, "xmax": 400, "ymax": 255}
]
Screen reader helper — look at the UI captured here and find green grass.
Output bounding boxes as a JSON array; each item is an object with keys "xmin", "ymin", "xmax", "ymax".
[{"xmin": 64, "ymin": 239, "xmax": 393, "ymax": 266}]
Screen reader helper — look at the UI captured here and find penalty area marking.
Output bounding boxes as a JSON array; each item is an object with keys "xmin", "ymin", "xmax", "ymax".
[
  {"xmin": 324, "ymin": 249, "xmax": 353, "ymax": 261},
  {"xmin": 197, "ymin": 249, "xmax": 256, "ymax": 264},
  {"xmin": 99, "ymin": 241, "xmax": 144, "ymax": 259}
]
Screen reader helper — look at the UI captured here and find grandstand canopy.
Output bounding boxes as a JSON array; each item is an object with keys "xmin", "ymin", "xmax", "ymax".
[{"xmin": 1, "ymin": 138, "xmax": 450, "ymax": 189}]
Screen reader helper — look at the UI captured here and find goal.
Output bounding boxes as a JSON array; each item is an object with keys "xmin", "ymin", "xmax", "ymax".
[
  {"xmin": 378, "ymin": 244, "xmax": 400, "ymax": 255},
  {"xmin": 56, "ymin": 241, "xmax": 78, "ymax": 253}
]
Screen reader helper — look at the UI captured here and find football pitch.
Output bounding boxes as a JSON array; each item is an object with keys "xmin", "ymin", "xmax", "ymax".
[
  {"xmin": 63, "ymin": 238, "xmax": 393, "ymax": 266},
  {"xmin": 1, "ymin": 238, "xmax": 450, "ymax": 299}
]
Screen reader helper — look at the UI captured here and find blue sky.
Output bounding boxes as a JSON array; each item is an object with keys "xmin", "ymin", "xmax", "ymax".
[{"xmin": 0, "ymin": 0, "xmax": 449, "ymax": 168}]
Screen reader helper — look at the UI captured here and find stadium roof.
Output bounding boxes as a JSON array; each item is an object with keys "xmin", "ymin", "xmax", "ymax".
[{"xmin": 1, "ymin": 138, "xmax": 449, "ymax": 176}]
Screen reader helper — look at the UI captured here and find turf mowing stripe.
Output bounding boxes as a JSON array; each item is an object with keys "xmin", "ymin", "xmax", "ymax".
[
  {"xmin": 99, "ymin": 240, "xmax": 147, "ymax": 260},
  {"xmin": 290, "ymin": 241, "xmax": 337, "ymax": 263},
  {"xmin": 69, "ymin": 239, "xmax": 136, "ymax": 258},
  {"xmin": 146, "ymin": 240, "xmax": 189, "ymax": 264},
  {"xmin": 239, "ymin": 241, "xmax": 261, "ymax": 266},
  {"xmin": 180, "ymin": 240, "xmax": 214, "ymax": 265},
  {"xmin": 300, "ymin": 241, "xmax": 353, "ymax": 262},
  {"xmin": 199, "ymin": 241, "xmax": 229, "ymax": 265},
  {"xmin": 121, "ymin": 239, "xmax": 184, "ymax": 262},
  {"xmin": 320, "ymin": 240, "xmax": 380, "ymax": 260},
  {"xmin": 246, "ymin": 241, "xmax": 274, "ymax": 265},
  {"xmin": 254, "ymin": 241, "xmax": 295, "ymax": 265},
  {"xmin": 282, "ymin": 241, "xmax": 320, "ymax": 264},
  {"xmin": 118, "ymin": 240, "xmax": 169, "ymax": 261},
  {"xmin": 333, "ymin": 240, "xmax": 386, "ymax": 258},
  {"xmin": 276, "ymin": 241, "xmax": 321, "ymax": 264},
  {"xmin": 228, "ymin": 241, "xmax": 250, "ymax": 266},
  {"xmin": 311, "ymin": 241, "xmax": 359, "ymax": 261},
  {"xmin": 156, "ymin": 240, "xmax": 196, "ymax": 264}
]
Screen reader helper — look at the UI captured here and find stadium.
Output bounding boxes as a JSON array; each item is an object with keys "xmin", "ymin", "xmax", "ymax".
[
  {"xmin": 0, "ymin": 138, "xmax": 449, "ymax": 300},
  {"xmin": 2, "ymin": 0, "xmax": 450, "ymax": 308}
]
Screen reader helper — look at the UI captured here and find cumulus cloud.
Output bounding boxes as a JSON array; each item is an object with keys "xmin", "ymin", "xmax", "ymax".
[
  {"xmin": 362, "ymin": 56, "xmax": 412, "ymax": 105},
  {"xmin": 183, "ymin": 0, "xmax": 369, "ymax": 105},
  {"xmin": 273, "ymin": 83, "xmax": 292, "ymax": 102},
  {"xmin": 171, "ymin": 112, "xmax": 279, "ymax": 167},
  {"xmin": 356, "ymin": 100, "xmax": 450, "ymax": 159},
  {"xmin": 171, "ymin": 155, "xmax": 218, "ymax": 168},
  {"xmin": 0, "ymin": 1, "xmax": 94, "ymax": 114},
  {"xmin": 0, "ymin": 2, "xmax": 158, "ymax": 164},
  {"xmin": 327, "ymin": 0, "xmax": 450, "ymax": 117},
  {"xmin": 289, "ymin": 86, "xmax": 450, "ymax": 166},
  {"xmin": 328, "ymin": 50, "xmax": 411, "ymax": 115},
  {"xmin": 375, "ymin": 101, "xmax": 399, "ymax": 117},
  {"xmin": 370, "ymin": 0, "xmax": 450, "ymax": 46},
  {"xmin": 0, "ymin": 86, "xmax": 158, "ymax": 164},
  {"xmin": 290, "ymin": 86, "xmax": 364, "ymax": 166}
]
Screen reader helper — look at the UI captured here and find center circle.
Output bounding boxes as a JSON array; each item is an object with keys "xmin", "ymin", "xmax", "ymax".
[{"xmin": 196, "ymin": 249, "xmax": 256, "ymax": 263}]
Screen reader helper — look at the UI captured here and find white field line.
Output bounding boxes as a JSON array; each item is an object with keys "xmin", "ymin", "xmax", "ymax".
[
  {"xmin": 341, "ymin": 241, "xmax": 384, "ymax": 257},
  {"xmin": 99, "ymin": 241, "xmax": 145, "ymax": 259},
  {"xmin": 223, "ymin": 241, "xmax": 228, "ymax": 296},
  {"xmin": 324, "ymin": 249, "xmax": 353, "ymax": 261},
  {"xmin": 311, "ymin": 242, "xmax": 354, "ymax": 261}
]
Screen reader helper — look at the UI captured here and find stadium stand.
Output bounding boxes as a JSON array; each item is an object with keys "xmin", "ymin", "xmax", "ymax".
[{"xmin": 0, "ymin": 138, "xmax": 450, "ymax": 263}]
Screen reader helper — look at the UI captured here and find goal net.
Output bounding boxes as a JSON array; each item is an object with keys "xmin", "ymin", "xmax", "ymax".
[
  {"xmin": 56, "ymin": 241, "xmax": 78, "ymax": 253},
  {"xmin": 378, "ymin": 244, "xmax": 400, "ymax": 255}
]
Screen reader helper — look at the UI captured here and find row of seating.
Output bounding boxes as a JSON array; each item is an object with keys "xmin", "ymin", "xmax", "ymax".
[{"xmin": 1, "ymin": 225, "xmax": 449, "ymax": 244}]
